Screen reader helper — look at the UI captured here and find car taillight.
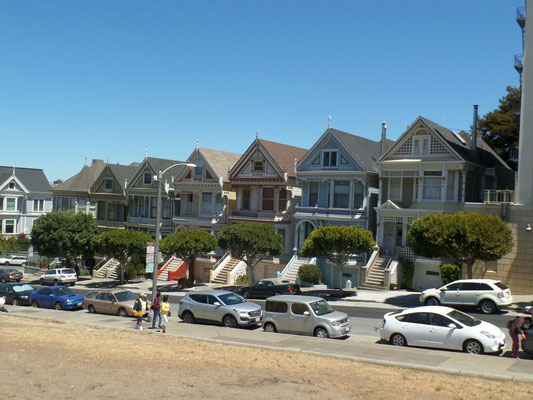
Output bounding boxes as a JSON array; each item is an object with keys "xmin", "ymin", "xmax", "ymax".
[
  {"xmin": 179, "ymin": 301, "xmax": 183, "ymax": 306},
  {"xmin": 61, "ymin": 275, "xmax": 66, "ymax": 277},
  {"xmin": 498, "ymin": 292, "xmax": 504, "ymax": 298},
  {"xmin": 288, "ymin": 286, "xmax": 294, "ymax": 291},
  {"xmin": 382, "ymin": 319, "xmax": 386, "ymax": 329},
  {"xmin": 9, "ymin": 274, "xmax": 14, "ymax": 277}
]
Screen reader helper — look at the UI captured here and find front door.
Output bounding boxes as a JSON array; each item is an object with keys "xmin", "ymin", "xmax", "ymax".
[
  {"xmin": 289, "ymin": 302, "xmax": 314, "ymax": 335},
  {"xmin": 383, "ymin": 223, "xmax": 395, "ymax": 256},
  {"xmin": 439, "ymin": 282, "xmax": 464, "ymax": 305}
]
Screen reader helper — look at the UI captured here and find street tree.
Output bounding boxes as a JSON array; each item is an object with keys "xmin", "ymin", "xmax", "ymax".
[
  {"xmin": 407, "ymin": 212, "xmax": 513, "ymax": 279},
  {"xmin": 301, "ymin": 225, "xmax": 375, "ymax": 289},
  {"xmin": 160, "ymin": 229, "xmax": 218, "ymax": 280},
  {"xmin": 479, "ymin": 86, "xmax": 521, "ymax": 170},
  {"xmin": 31, "ymin": 210, "xmax": 98, "ymax": 266},
  {"xmin": 93, "ymin": 229, "xmax": 152, "ymax": 283},
  {"xmin": 218, "ymin": 223, "xmax": 283, "ymax": 284}
]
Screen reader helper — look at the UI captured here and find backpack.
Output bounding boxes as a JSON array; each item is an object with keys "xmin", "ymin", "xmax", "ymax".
[{"xmin": 507, "ymin": 317, "xmax": 518, "ymax": 329}]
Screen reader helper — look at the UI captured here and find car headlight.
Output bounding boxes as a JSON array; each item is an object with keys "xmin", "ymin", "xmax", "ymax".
[
  {"xmin": 66, "ymin": 300, "xmax": 72, "ymax": 304},
  {"xmin": 20, "ymin": 296, "xmax": 28, "ymax": 299},
  {"xmin": 331, "ymin": 321, "xmax": 341, "ymax": 326},
  {"xmin": 233, "ymin": 309, "xmax": 248, "ymax": 315},
  {"xmin": 481, "ymin": 331, "xmax": 496, "ymax": 339}
]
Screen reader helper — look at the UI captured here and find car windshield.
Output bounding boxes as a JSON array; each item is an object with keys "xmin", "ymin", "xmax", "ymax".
[
  {"xmin": 114, "ymin": 291, "xmax": 137, "ymax": 302},
  {"xmin": 12, "ymin": 284, "xmax": 34, "ymax": 293},
  {"xmin": 61, "ymin": 269, "xmax": 76, "ymax": 274},
  {"xmin": 310, "ymin": 299, "xmax": 334, "ymax": 316},
  {"xmin": 447, "ymin": 309, "xmax": 481, "ymax": 327},
  {"xmin": 217, "ymin": 293, "xmax": 244, "ymax": 305},
  {"xmin": 53, "ymin": 287, "xmax": 75, "ymax": 296},
  {"xmin": 6, "ymin": 269, "xmax": 18, "ymax": 273},
  {"xmin": 495, "ymin": 282, "xmax": 508, "ymax": 290}
]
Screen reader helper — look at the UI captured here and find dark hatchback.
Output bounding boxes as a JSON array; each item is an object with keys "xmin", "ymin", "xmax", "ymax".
[
  {"xmin": 0, "ymin": 282, "xmax": 35, "ymax": 305},
  {"xmin": 0, "ymin": 268, "xmax": 23, "ymax": 282}
]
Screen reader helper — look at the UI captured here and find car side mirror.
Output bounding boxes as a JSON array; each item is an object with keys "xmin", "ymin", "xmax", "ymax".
[
  {"xmin": 440, "ymin": 288, "xmax": 446, "ymax": 292},
  {"xmin": 213, "ymin": 302, "xmax": 221, "ymax": 306},
  {"xmin": 448, "ymin": 323, "xmax": 458, "ymax": 329},
  {"xmin": 303, "ymin": 311, "xmax": 310, "ymax": 316}
]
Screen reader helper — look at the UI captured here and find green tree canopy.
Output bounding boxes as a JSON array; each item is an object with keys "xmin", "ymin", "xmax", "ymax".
[
  {"xmin": 479, "ymin": 86, "xmax": 520, "ymax": 170},
  {"xmin": 301, "ymin": 225, "xmax": 375, "ymax": 289},
  {"xmin": 93, "ymin": 229, "xmax": 152, "ymax": 283},
  {"xmin": 160, "ymin": 229, "xmax": 218, "ymax": 280},
  {"xmin": 407, "ymin": 212, "xmax": 513, "ymax": 279},
  {"xmin": 218, "ymin": 223, "xmax": 283, "ymax": 283},
  {"xmin": 31, "ymin": 210, "xmax": 98, "ymax": 265}
]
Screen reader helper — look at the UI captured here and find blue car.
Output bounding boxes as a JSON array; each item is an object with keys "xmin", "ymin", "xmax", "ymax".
[{"xmin": 30, "ymin": 285, "xmax": 85, "ymax": 310}]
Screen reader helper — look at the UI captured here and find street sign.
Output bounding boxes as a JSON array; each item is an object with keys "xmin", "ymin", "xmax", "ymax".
[{"xmin": 146, "ymin": 242, "xmax": 155, "ymax": 273}]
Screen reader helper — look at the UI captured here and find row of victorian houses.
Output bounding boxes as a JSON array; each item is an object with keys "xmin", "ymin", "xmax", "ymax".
[{"xmin": 1, "ymin": 115, "xmax": 520, "ymax": 291}]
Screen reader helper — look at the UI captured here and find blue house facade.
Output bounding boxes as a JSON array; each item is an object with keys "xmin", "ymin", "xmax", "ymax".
[{"xmin": 292, "ymin": 126, "xmax": 392, "ymax": 288}]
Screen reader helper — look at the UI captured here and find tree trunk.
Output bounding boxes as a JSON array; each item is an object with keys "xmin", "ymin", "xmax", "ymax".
[
  {"xmin": 185, "ymin": 259, "xmax": 190, "ymax": 280},
  {"xmin": 338, "ymin": 264, "xmax": 344, "ymax": 290},
  {"xmin": 120, "ymin": 261, "xmax": 125, "ymax": 284},
  {"xmin": 248, "ymin": 261, "xmax": 255, "ymax": 284},
  {"xmin": 467, "ymin": 261, "xmax": 474, "ymax": 280}
]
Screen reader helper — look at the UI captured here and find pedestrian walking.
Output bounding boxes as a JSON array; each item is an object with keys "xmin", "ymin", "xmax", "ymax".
[
  {"xmin": 160, "ymin": 295, "xmax": 171, "ymax": 334},
  {"xmin": 509, "ymin": 316, "xmax": 532, "ymax": 358},
  {"xmin": 133, "ymin": 293, "xmax": 150, "ymax": 330},
  {"xmin": 0, "ymin": 296, "xmax": 8, "ymax": 313},
  {"xmin": 151, "ymin": 291, "xmax": 162, "ymax": 330}
]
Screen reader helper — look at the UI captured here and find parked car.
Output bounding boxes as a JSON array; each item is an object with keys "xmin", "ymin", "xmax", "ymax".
[
  {"xmin": 178, "ymin": 290, "xmax": 262, "ymax": 328},
  {"xmin": 0, "ymin": 282, "xmax": 35, "ymax": 305},
  {"xmin": 419, "ymin": 279, "xmax": 513, "ymax": 314},
  {"xmin": 0, "ymin": 256, "xmax": 28, "ymax": 266},
  {"xmin": 380, "ymin": 305, "xmax": 506, "ymax": 354},
  {"xmin": 0, "ymin": 268, "xmax": 23, "ymax": 282},
  {"xmin": 30, "ymin": 286, "xmax": 85, "ymax": 310},
  {"xmin": 522, "ymin": 328, "xmax": 533, "ymax": 355},
  {"xmin": 262, "ymin": 295, "xmax": 351, "ymax": 338},
  {"xmin": 40, "ymin": 268, "xmax": 77, "ymax": 286},
  {"xmin": 238, "ymin": 278, "xmax": 301, "ymax": 299},
  {"xmin": 83, "ymin": 289, "xmax": 139, "ymax": 317}
]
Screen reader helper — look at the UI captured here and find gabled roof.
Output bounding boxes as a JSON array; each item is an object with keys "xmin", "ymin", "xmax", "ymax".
[
  {"xmin": 52, "ymin": 161, "xmax": 106, "ymax": 193},
  {"xmin": 0, "ymin": 166, "xmax": 51, "ymax": 193},
  {"xmin": 197, "ymin": 148, "xmax": 242, "ymax": 181},
  {"xmin": 256, "ymin": 139, "xmax": 308, "ymax": 178},
  {"xmin": 92, "ymin": 163, "xmax": 139, "ymax": 192}
]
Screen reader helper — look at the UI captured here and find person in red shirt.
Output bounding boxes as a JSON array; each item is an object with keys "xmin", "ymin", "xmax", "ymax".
[
  {"xmin": 509, "ymin": 316, "xmax": 532, "ymax": 358},
  {"xmin": 151, "ymin": 291, "xmax": 162, "ymax": 330}
]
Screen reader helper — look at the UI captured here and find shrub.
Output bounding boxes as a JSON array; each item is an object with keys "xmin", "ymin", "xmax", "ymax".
[
  {"xmin": 399, "ymin": 258, "xmax": 415, "ymax": 289},
  {"xmin": 440, "ymin": 264, "xmax": 461, "ymax": 285},
  {"xmin": 79, "ymin": 268, "xmax": 91, "ymax": 276},
  {"xmin": 178, "ymin": 278, "xmax": 194, "ymax": 289},
  {"xmin": 297, "ymin": 264, "xmax": 323, "ymax": 285},
  {"xmin": 235, "ymin": 274, "xmax": 250, "ymax": 285}
]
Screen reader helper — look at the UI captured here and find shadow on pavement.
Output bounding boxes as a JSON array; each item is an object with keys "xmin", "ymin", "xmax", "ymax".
[{"xmin": 384, "ymin": 294, "xmax": 420, "ymax": 307}]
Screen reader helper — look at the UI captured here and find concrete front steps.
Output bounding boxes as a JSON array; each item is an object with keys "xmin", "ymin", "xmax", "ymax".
[
  {"xmin": 211, "ymin": 257, "xmax": 241, "ymax": 284},
  {"xmin": 158, "ymin": 256, "xmax": 184, "ymax": 281},
  {"xmin": 284, "ymin": 257, "xmax": 313, "ymax": 283},
  {"xmin": 359, "ymin": 256, "xmax": 389, "ymax": 291},
  {"xmin": 93, "ymin": 258, "xmax": 120, "ymax": 279}
]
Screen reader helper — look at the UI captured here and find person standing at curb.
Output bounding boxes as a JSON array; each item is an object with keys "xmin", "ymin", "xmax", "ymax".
[
  {"xmin": 160, "ymin": 295, "xmax": 171, "ymax": 334},
  {"xmin": 509, "ymin": 316, "xmax": 532, "ymax": 358},
  {"xmin": 133, "ymin": 293, "xmax": 150, "ymax": 330},
  {"xmin": 151, "ymin": 291, "xmax": 162, "ymax": 330},
  {"xmin": 0, "ymin": 296, "xmax": 8, "ymax": 313}
]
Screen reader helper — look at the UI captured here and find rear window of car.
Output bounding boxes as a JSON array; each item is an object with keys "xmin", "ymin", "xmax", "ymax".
[
  {"xmin": 61, "ymin": 269, "xmax": 76, "ymax": 274},
  {"xmin": 495, "ymin": 282, "xmax": 508, "ymax": 290},
  {"xmin": 115, "ymin": 291, "xmax": 137, "ymax": 302},
  {"xmin": 266, "ymin": 301, "xmax": 288, "ymax": 313}
]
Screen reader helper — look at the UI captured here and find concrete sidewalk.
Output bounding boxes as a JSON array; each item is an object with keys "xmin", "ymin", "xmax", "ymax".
[{"xmin": 3, "ymin": 303, "xmax": 533, "ymax": 383}]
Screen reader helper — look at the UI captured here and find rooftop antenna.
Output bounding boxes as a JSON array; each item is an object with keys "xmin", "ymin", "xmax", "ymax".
[{"xmin": 328, "ymin": 114, "xmax": 332, "ymax": 129}]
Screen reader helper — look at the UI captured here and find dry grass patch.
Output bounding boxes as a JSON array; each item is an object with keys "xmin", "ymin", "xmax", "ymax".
[{"xmin": 1, "ymin": 315, "xmax": 532, "ymax": 399}]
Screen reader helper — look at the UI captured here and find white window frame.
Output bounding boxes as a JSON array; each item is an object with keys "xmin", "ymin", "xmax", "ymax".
[
  {"xmin": 34, "ymin": 199, "xmax": 44, "ymax": 212},
  {"xmin": 388, "ymin": 178, "xmax": 402, "ymax": 201},
  {"xmin": 322, "ymin": 150, "xmax": 338, "ymax": 167},
  {"xmin": 4, "ymin": 219, "xmax": 15, "ymax": 234},
  {"xmin": 253, "ymin": 161, "xmax": 264, "ymax": 172},
  {"xmin": 6, "ymin": 198, "xmax": 16, "ymax": 211},
  {"xmin": 194, "ymin": 167, "xmax": 204, "ymax": 178},
  {"xmin": 308, "ymin": 182, "xmax": 319, "ymax": 207},
  {"xmin": 422, "ymin": 171, "xmax": 442, "ymax": 201},
  {"xmin": 413, "ymin": 136, "xmax": 430, "ymax": 155},
  {"xmin": 144, "ymin": 173, "xmax": 152, "ymax": 185},
  {"xmin": 200, "ymin": 192, "xmax": 212, "ymax": 215}
]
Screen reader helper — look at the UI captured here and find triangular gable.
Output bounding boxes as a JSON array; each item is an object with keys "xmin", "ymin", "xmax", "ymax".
[
  {"xmin": 128, "ymin": 159, "xmax": 157, "ymax": 189},
  {"xmin": 375, "ymin": 200, "xmax": 401, "ymax": 210},
  {"xmin": 380, "ymin": 117, "xmax": 461, "ymax": 161},
  {"xmin": 91, "ymin": 165, "xmax": 123, "ymax": 194},
  {"xmin": 297, "ymin": 130, "xmax": 364, "ymax": 172},
  {"xmin": 173, "ymin": 148, "xmax": 218, "ymax": 184},
  {"xmin": 0, "ymin": 175, "xmax": 29, "ymax": 193},
  {"xmin": 229, "ymin": 139, "xmax": 285, "ymax": 179}
]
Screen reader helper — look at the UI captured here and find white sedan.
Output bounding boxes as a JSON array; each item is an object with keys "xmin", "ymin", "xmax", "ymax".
[{"xmin": 380, "ymin": 306, "xmax": 505, "ymax": 354}]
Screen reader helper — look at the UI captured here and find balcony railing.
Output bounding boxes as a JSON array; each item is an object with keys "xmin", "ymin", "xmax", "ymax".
[
  {"xmin": 484, "ymin": 190, "xmax": 514, "ymax": 204},
  {"xmin": 295, "ymin": 205, "xmax": 365, "ymax": 219},
  {"xmin": 230, "ymin": 210, "xmax": 290, "ymax": 222},
  {"xmin": 517, "ymin": 6, "xmax": 526, "ymax": 28},
  {"xmin": 515, "ymin": 54, "xmax": 524, "ymax": 73}
]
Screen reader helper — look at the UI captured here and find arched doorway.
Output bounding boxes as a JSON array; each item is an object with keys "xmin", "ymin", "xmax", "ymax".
[{"xmin": 295, "ymin": 220, "xmax": 317, "ymax": 253}]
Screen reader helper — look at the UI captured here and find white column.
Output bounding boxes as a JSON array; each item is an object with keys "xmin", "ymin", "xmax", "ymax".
[
  {"xmin": 441, "ymin": 166, "xmax": 447, "ymax": 203},
  {"xmin": 329, "ymin": 180, "xmax": 335, "ymax": 208},
  {"xmin": 349, "ymin": 180, "xmax": 354, "ymax": 209}
]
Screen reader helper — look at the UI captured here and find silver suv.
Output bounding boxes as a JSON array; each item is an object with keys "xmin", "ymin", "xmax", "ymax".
[
  {"xmin": 40, "ymin": 268, "xmax": 78, "ymax": 286},
  {"xmin": 419, "ymin": 279, "xmax": 513, "ymax": 314},
  {"xmin": 178, "ymin": 290, "xmax": 262, "ymax": 328},
  {"xmin": 262, "ymin": 295, "xmax": 352, "ymax": 338}
]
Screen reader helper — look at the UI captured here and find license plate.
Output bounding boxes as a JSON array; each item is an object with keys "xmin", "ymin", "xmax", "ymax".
[
  {"xmin": 255, "ymin": 317, "xmax": 260, "ymax": 322},
  {"xmin": 77, "ymin": 302, "xmax": 82, "ymax": 306}
]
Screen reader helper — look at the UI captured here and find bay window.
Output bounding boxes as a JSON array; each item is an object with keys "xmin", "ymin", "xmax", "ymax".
[
  {"xmin": 353, "ymin": 181, "xmax": 364, "ymax": 209},
  {"xmin": 278, "ymin": 189, "xmax": 287, "ymax": 211},
  {"xmin": 308, "ymin": 182, "xmax": 319, "ymax": 207},
  {"xmin": 201, "ymin": 192, "xmax": 212, "ymax": 215},
  {"xmin": 334, "ymin": 181, "xmax": 349, "ymax": 208},
  {"xmin": 389, "ymin": 178, "xmax": 401, "ymax": 200},
  {"xmin": 423, "ymin": 171, "xmax": 442, "ymax": 200},
  {"xmin": 262, "ymin": 188, "xmax": 274, "ymax": 211}
]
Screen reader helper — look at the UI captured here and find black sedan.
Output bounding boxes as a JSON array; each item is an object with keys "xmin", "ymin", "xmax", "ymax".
[
  {"xmin": 0, "ymin": 282, "xmax": 35, "ymax": 305},
  {"xmin": 0, "ymin": 268, "xmax": 23, "ymax": 282}
]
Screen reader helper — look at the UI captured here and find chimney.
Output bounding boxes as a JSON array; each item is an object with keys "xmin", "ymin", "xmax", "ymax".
[
  {"xmin": 472, "ymin": 105, "xmax": 478, "ymax": 150},
  {"xmin": 380, "ymin": 121, "xmax": 387, "ymax": 156}
]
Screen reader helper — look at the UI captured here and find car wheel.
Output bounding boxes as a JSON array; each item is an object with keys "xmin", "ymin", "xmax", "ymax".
[
  {"xmin": 314, "ymin": 327, "xmax": 329, "ymax": 338},
  {"xmin": 118, "ymin": 308, "xmax": 128, "ymax": 317},
  {"xmin": 40, "ymin": 278, "xmax": 44, "ymax": 285},
  {"xmin": 264, "ymin": 322, "xmax": 277, "ymax": 333},
  {"xmin": 223, "ymin": 315, "xmax": 238, "ymax": 328},
  {"xmin": 479, "ymin": 299, "xmax": 497, "ymax": 314},
  {"xmin": 32, "ymin": 300, "xmax": 39, "ymax": 308},
  {"xmin": 464, "ymin": 339, "xmax": 484, "ymax": 355},
  {"xmin": 425, "ymin": 297, "xmax": 440, "ymax": 306},
  {"xmin": 390, "ymin": 333, "xmax": 407, "ymax": 347},
  {"xmin": 1, "ymin": 277, "xmax": 5, "ymax": 283},
  {"xmin": 4, "ymin": 262, "xmax": 9, "ymax": 266},
  {"xmin": 55, "ymin": 302, "xmax": 63, "ymax": 311},
  {"xmin": 53, "ymin": 279, "xmax": 59, "ymax": 286},
  {"xmin": 70, "ymin": 282, "xmax": 75, "ymax": 286},
  {"xmin": 22, "ymin": 262, "xmax": 27, "ymax": 267},
  {"xmin": 13, "ymin": 299, "xmax": 20, "ymax": 306},
  {"xmin": 182, "ymin": 311, "xmax": 195, "ymax": 324},
  {"xmin": 88, "ymin": 305, "xmax": 96, "ymax": 313},
  {"xmin": 16, "ymin": 279, "xmax": 21, "ymax": 282}
]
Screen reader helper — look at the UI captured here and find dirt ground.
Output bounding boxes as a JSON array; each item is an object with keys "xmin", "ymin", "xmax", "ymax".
[{"xmin": 1, "ymin": 315, "xmax": 533, "ymax": 400}]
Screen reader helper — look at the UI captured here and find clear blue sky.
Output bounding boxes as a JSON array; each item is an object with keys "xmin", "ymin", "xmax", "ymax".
[{"xmin": 0, "ymin": 1, "xmax": 525, "ymax": 181}]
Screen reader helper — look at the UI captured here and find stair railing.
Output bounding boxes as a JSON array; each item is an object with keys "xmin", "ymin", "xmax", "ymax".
[
  {"xmin": 361, "ymin": 246, "xmax": 380, "ymax": 286},
  {"xmin": 209, "ymin": 251, "xmax": 230, "ymax": 282}
]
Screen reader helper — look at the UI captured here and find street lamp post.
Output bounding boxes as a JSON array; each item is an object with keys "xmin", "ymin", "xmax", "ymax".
[{"xmin": 152, "ymin": 163, "xmax": 196, "ymax": 301}]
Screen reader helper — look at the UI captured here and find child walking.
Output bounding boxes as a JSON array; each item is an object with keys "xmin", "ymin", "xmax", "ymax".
[{"xmin": 160, "ymin": 295, "xmax": 171, "ymax": 333}]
